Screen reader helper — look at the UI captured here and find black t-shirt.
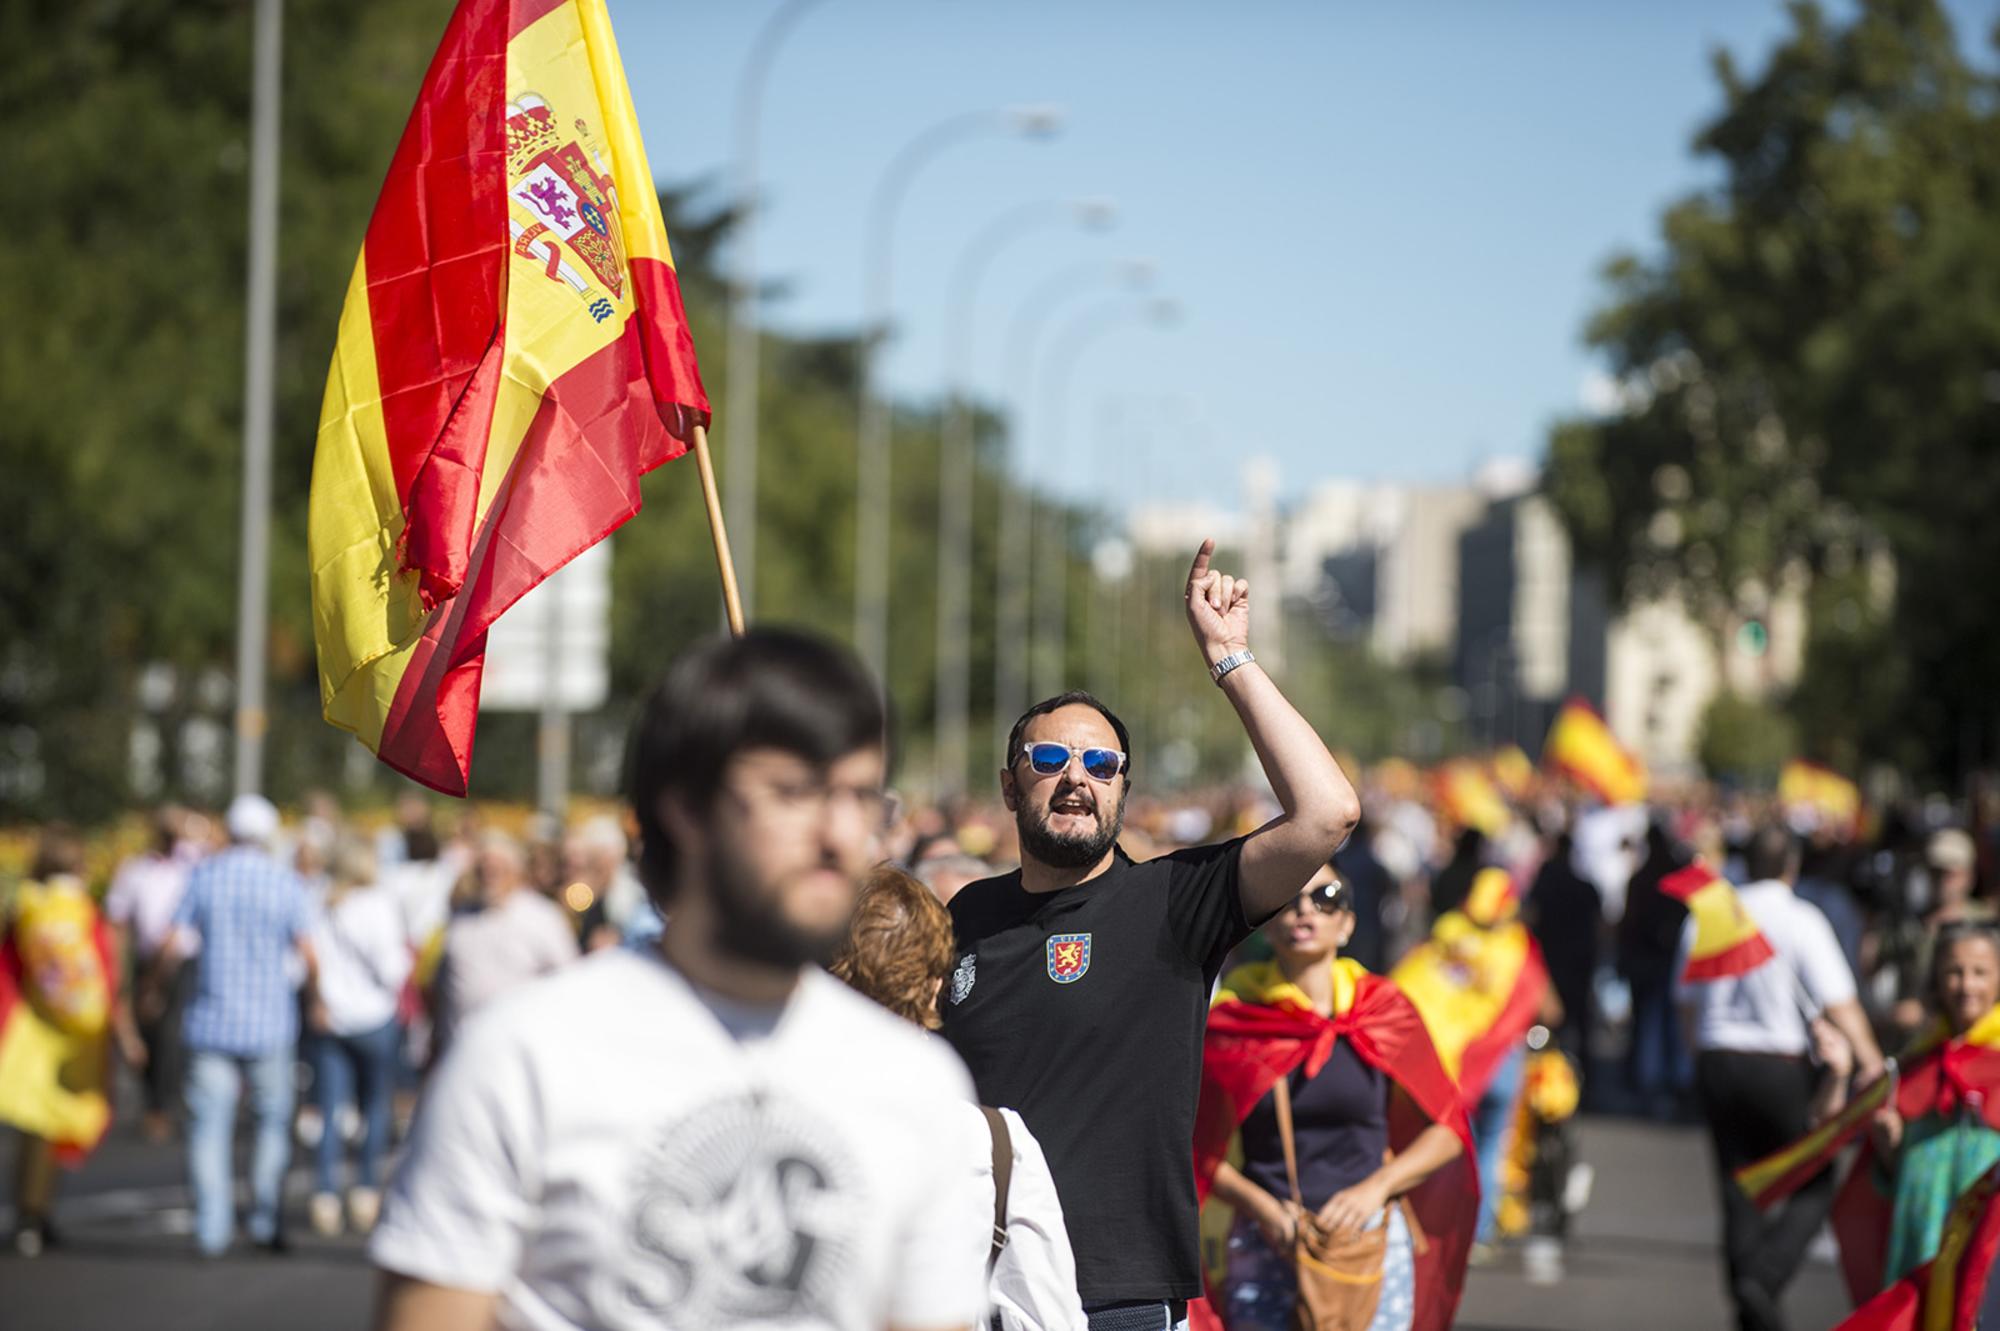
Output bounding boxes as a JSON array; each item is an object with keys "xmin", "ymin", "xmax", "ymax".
[
  {"xmin": 1236, "ymin": 1041, "xmax": 1388, "ymax": 1211},
  {"xmin": 940, "ymin": 839, "xmax": 1255, "ymax": 1305}
]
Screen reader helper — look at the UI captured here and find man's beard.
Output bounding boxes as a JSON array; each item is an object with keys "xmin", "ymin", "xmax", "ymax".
[
  {"xmin": 706, "ymin": 838, "xmax": 852, "ymax": 970},
  {"xmin": 1017, "ymin": 790, "xmax": 1127, "ymax": 870}
]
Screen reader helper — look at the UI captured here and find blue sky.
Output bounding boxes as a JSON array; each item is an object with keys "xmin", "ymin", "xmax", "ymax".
[{"xmin": 607, "ymin": 0, "xmax": 1997, "ymax": 511}]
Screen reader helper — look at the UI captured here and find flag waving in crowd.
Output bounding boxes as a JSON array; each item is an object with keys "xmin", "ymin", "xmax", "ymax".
[
  {"xmin": 311, "ymin": 0, "xmax": 708, "ymax": 796},
  {"xmin": 1542, "ymin": 698, "xmax": 1647, "ymax": 807}
]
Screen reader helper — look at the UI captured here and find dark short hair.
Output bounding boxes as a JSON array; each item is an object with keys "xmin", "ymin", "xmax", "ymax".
[
  {"xmin": 1005, "ymin": 691, "xmax": 1133, "ymax": 775},
  {"xmin": 628, "ymin": 628, "xmax": 886, "ymax": 907},
  {"xmin": 1744, "ymin": 824, "xmax": 1801, "ymax": 884}
]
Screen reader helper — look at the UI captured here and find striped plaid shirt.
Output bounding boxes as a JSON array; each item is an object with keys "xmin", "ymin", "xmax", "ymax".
[{"xmin": 173, "ymin": 845, "xmax": 310, "ymax": 1055}]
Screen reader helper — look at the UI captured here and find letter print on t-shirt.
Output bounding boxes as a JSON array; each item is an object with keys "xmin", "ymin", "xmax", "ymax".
[
  {"xmin": 611, "ymin": 1089, "xmax": 860, "ymax": 1326},
  {"xmin": 1046, "ymin": 932, "xmax": 1091, "ymax": 983}
]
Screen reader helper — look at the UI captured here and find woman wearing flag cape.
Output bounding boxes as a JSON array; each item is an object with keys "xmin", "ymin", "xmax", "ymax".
[
  {"xmin": 1737, "ymin": 920, "xmax": 2000, "ymax": 1303},
  {"xmin": 1191, "ymin": 865, "xmax": 1475, "ymax": 1331},
  {"xmin": 1390, "ymin": 866, "xmax": 1551, "ymax": 1250}
]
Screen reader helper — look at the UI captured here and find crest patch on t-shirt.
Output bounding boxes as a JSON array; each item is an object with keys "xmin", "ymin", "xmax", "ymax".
[
  {"xmin": 949, "ymin": 952, "xmax": 977, "ymax": 1005},
  {"xmin": 1046, "ymin": 932, "xmax": 1092, "ymax": 984}
]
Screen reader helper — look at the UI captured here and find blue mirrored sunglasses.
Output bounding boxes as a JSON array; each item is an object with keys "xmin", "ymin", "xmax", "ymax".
[{"xmin": 1021, "ymin": 742, "xmax": 1127, "ymax": 782}]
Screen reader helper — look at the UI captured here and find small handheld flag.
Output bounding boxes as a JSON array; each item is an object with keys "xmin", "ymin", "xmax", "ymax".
[
  {"xmin": 1660, "ymin": 862, "xmax": 1776, "ymax": 983},
  {"xmin": 1542, "ymin": 698, "xmax": 1647, "ymax": 805},
  {"xmin": 1736, "ymin": 1062, "xmax": 1899, "ymax": 1210},
  {"xmin": 310, "ymin": 0, "xmax": 710, "ymax": 795}
]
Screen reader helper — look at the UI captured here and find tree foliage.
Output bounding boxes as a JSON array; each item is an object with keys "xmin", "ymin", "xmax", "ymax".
[{"xmin": 1545, "ymin": 0, "xmax": 2000, "ymax": 781}]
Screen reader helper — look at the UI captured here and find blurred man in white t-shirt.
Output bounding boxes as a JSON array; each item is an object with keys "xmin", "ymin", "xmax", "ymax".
[
  {"xmin": 1678, "ymin": 824, "xmax": 1884, "ymax": 1331},
  {"xmin": 370, "ymin": 629, "xmax": 988, "ymax": 1331}
]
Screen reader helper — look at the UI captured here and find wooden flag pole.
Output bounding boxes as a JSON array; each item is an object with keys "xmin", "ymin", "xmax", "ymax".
[{"xmin": 690, "ymin": 424, "xmax": 746, "ymax": 636}]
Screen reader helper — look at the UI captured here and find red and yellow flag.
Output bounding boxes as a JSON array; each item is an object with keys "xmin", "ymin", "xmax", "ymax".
[
  {"xmin": 1833, "ymin": 1158, "xmax": 2000, "ymax": 1331},
  {"xmin": 1660, "ymin": 861, "xmax": 1776, "ymax": 982},
  {"xmin": 0, "ymin": 880, "xmax": 118, "ymax": 1163},
  {"xmin": 1434, "ymin": 759, "xmax": 1511, "ymax": 837},
  {"xmin": 1736, "ymin": 1064, "xmax": 1898, "ymax": 1210},
  {"xmin": 311, "ymin": 0, "xmax": 708, "ymax": 795},
  {"xmin": 1780, "ymin": 760, "xmax": 1864, "ymax": 836},
  {"xmin": 1542, "ymin": 698, "xmax": 1647, "ymax": 806}
]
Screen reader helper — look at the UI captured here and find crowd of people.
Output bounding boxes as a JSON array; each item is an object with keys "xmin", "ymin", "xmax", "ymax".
[{"xmin": 1, "ymin": 539, "xmax": 1997, "ymax": 1331}]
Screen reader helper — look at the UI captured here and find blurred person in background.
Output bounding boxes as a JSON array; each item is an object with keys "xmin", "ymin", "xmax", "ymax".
[
  {"xmin": 1, "ymin": 826, "xmax": 140, "ymax": 1256},
  {"xmin": 1195, "ymin": 866, "xmax": 1473, "ymax": 1331},
  {"xmin": 942, "ymin": 540, "xmax": 1360, "ymax": 1330},
  {"xmin": 916, "ymin": 853, "xmax": 995, "ymax": 908},
  {"xmin": 150, "ymin": 794, "xmax": 318, "ymax": 1257},
  {"xmin": 1825, "ymin": 920, "xmax": 2000, "ymax": 1294},
  {"xmin": 374, "ymin": 791, "xmax": 436, "ymax": 874},
  {"xmin": 1392, "ymin": 868, "xmax": 1552, "ymax": 1258},
  {"xmin": 1620, "ymin": 821, "xmax": 1694, "ymax": 1120},
  {"xmin": 832, "ymin": 865, "xmax": 1088, "ymax": 1331},
  {"xmin": 1680, "ymin": 824, "xmax": 1882, "ymax": 1331},
  {"xmin": 1524, "ymin": 826, "xmax": 1602, "ymax": 1083},
  {"xmin": 1331, "ymin": 813, "xmax": 1394, "ymax": 973},
  {"xmin": 565, "ymin": 815, "xmax": 646, "ymax": 950},
  {"xmin": 105, "ymin": 806, "xmax": 195, "ymax": 1141},
  {"xmin": 1426, "ymin": 828, "xmax": 1487, "ymax": 922},
  {"xmin": 305, "ymin": 836, "xmax": 412, "ymax": 1238},
  {"xmin": 370, "ymin": 629, "xmax": 988, "ymax": 1331},
  {"xmin": 428, "ymin": 831, "xmax": 576, "ymax": 1057}
]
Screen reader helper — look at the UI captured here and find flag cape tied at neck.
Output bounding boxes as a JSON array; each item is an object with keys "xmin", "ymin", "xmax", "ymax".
[
  {"xmin": 1391, "ymin": 869, "xmax": 1551, "ymax": 1104},
  {"xmin": 1833, "ymin": 1159, "xmax": 2000, "ymax": 1331},
  {"xmin": 1191, "ymin": 958, "xmax": 1477, "ymax": 1331},
  {"xmin": 311, "ymin": 0, "xmax": 709, "ymax": 795},
  {"xmin": 1738, "ymin": 1007, "xmax": 2000, "ymax": 1302},
  {"xmin": 0, "ymin": 879, "xmax": 119, "ymax": 1163},
  {"xmin": 1661, "ymin": 861, "xmax": 1777, "ymax": 982}
]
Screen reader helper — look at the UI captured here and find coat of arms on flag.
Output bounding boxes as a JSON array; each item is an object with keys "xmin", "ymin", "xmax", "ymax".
[{"xmin": 1047, "ymin": 933, "xmax": 1092, "ymax": 984}]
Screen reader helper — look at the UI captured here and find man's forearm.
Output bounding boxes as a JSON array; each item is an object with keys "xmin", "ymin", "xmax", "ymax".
[{"xmin": 1826, "ymin": 999, "xmax": 1884, "ymax": 1077}]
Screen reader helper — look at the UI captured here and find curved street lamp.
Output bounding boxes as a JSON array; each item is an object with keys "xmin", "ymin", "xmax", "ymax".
[
  {"xmin": 932, "ymin": 197, "xmax": 1114, "ymax": 798},
  {"xmin": 989, "ymin": 259, "xmax": 1156, "ymax": 764},
  {"xmin": 853, "ymin": 105, "xmax": 1064, "ymax": 685},
  {"xmin": 724, "ymin": 0, "xmax": 831, "ymax": 622},
  {"xmin": 1029, "ymin": 296, "xmax": 1180, "ymax": 698}
]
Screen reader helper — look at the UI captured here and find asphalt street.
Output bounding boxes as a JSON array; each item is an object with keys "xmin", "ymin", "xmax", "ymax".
[{"xmin": 1, "ymin": 1114, "xmax": 1850, "ymax": 1330}]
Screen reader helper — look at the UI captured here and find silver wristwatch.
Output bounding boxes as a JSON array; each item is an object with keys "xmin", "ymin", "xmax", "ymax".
[{"xmin": 1209, "ymin": 649, "xmax": 1256, "ymax": 685}]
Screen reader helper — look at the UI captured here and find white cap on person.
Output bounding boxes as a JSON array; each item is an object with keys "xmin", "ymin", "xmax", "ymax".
[{"xmin": 226, "ymin": 793, "xmax": 282, "ymax": 847}]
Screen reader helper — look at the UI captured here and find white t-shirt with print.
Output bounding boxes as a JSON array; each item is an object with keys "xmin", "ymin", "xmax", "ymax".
[{"xmin": 370, "ymin": 947, "xmax": 989, "ymax": 1331}]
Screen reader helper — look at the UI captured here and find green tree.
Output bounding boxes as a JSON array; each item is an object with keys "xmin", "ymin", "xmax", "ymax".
[{"xmin": 1546, "ymin": 0, "xmax": 2000, "ymax": 784}]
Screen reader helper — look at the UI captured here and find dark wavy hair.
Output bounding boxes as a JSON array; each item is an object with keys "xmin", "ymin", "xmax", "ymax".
[
  {"xmin": 627, "ymin": 628, "xmax": 886, "ymax": 909},
  {"xmin": 829, "ymin": 866, "xmax": 957, "ymax": 1030}
]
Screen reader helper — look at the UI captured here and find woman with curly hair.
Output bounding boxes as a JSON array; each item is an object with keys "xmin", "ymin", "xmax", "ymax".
[{"xmin": 832, "ymin": 866, "xmax": 1087, "ymax": 1331}]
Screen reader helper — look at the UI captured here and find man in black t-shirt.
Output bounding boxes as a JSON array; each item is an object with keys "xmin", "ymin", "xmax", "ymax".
[{"xmin": 940, "ymin": 539, "xmax": 1361, "ymax": 1329}]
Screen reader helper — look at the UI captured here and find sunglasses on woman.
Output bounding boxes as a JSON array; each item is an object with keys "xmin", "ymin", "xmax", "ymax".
[
  {"xmin": 1282, "ymin": 880, "xmax": 1348, "ymax": 916},
  {"xmin": 1018, "ymin": 742, "xmax": 1128, "ymax": 782}
]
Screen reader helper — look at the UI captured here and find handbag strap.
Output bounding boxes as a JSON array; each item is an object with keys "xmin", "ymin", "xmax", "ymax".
[
  {"xmin": 979, "ymin": 1106, "xmax": 1013, "ymax": 1271},
  {"xmin": 1271, "ymin": 1071, "xmax": 1306, "ymax": 1209}
]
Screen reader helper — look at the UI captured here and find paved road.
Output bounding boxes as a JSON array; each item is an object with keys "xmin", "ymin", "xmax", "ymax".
[{"xmin": 5, "ymin": 1114, "xmax": 1850, "ymax": 1330}]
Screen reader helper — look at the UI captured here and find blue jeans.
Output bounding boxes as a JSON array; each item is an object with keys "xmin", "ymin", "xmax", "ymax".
[
  {"xmin": 311, "ymin": 1020, "xmax": 402, "ymax": 1194},
  {"xmin": 1629, "ymin": 980, "xmax": 1691, "ymax": 1113},
  {"xmin": 186, "ymin": 1047, "xmax": 295, "ymax": 1255},
  {"xmin": 1471, "ymin": 1043, "xmax": 1527, "ymax": 1245},
  {"xmin": 1220, "ymin": 1207, "xmax": 1415, "ymax": 1331}
]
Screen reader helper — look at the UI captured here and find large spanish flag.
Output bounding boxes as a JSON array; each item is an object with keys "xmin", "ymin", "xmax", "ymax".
[
  {"xmin": 1833, "ymin": 1159, "xmax": 2000, "ymax": 1331},
  {"xmin": 1661, "ymin": 861, "xmax": 1776, "ymax": 982},
  {"xmin": 1542, "ymin": 697, "xmax": 1647, "ymax": 806},
  {"xmin": 311, "ymin": 0, "xmax": 708, "ymax": 795},
  {"xmin": 0, "ymin": 880, "xmax": 118, "ymax": 1164}
]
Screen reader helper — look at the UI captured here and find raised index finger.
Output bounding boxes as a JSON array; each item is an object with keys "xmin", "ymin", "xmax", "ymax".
[{"xmin": 1186, "ymin": 537, "xmax": 1215, "ymax": 589}]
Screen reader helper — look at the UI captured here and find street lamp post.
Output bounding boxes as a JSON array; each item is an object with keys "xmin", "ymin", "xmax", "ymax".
[
  {"xmin": 724, "ymin": 0, "xmax": 828, "ymax": 623},
  {"xmin": 232, "ymin": 0, "xmax": 283, "ymax": 798},
  {"xmin": 854, "ymin": 105, "xmax": 1062, "ymax": 688},
  {"xmin": 990, "ymin": 259, "xmax": 1155, "ymax": 766},
  {"xmin": 933, "ymin": 198, "xmax": 1113, "ymax": 799},
  {"xmin": 1028, "ymin": 295, "xmax": 1178, "ymax": 699}
]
